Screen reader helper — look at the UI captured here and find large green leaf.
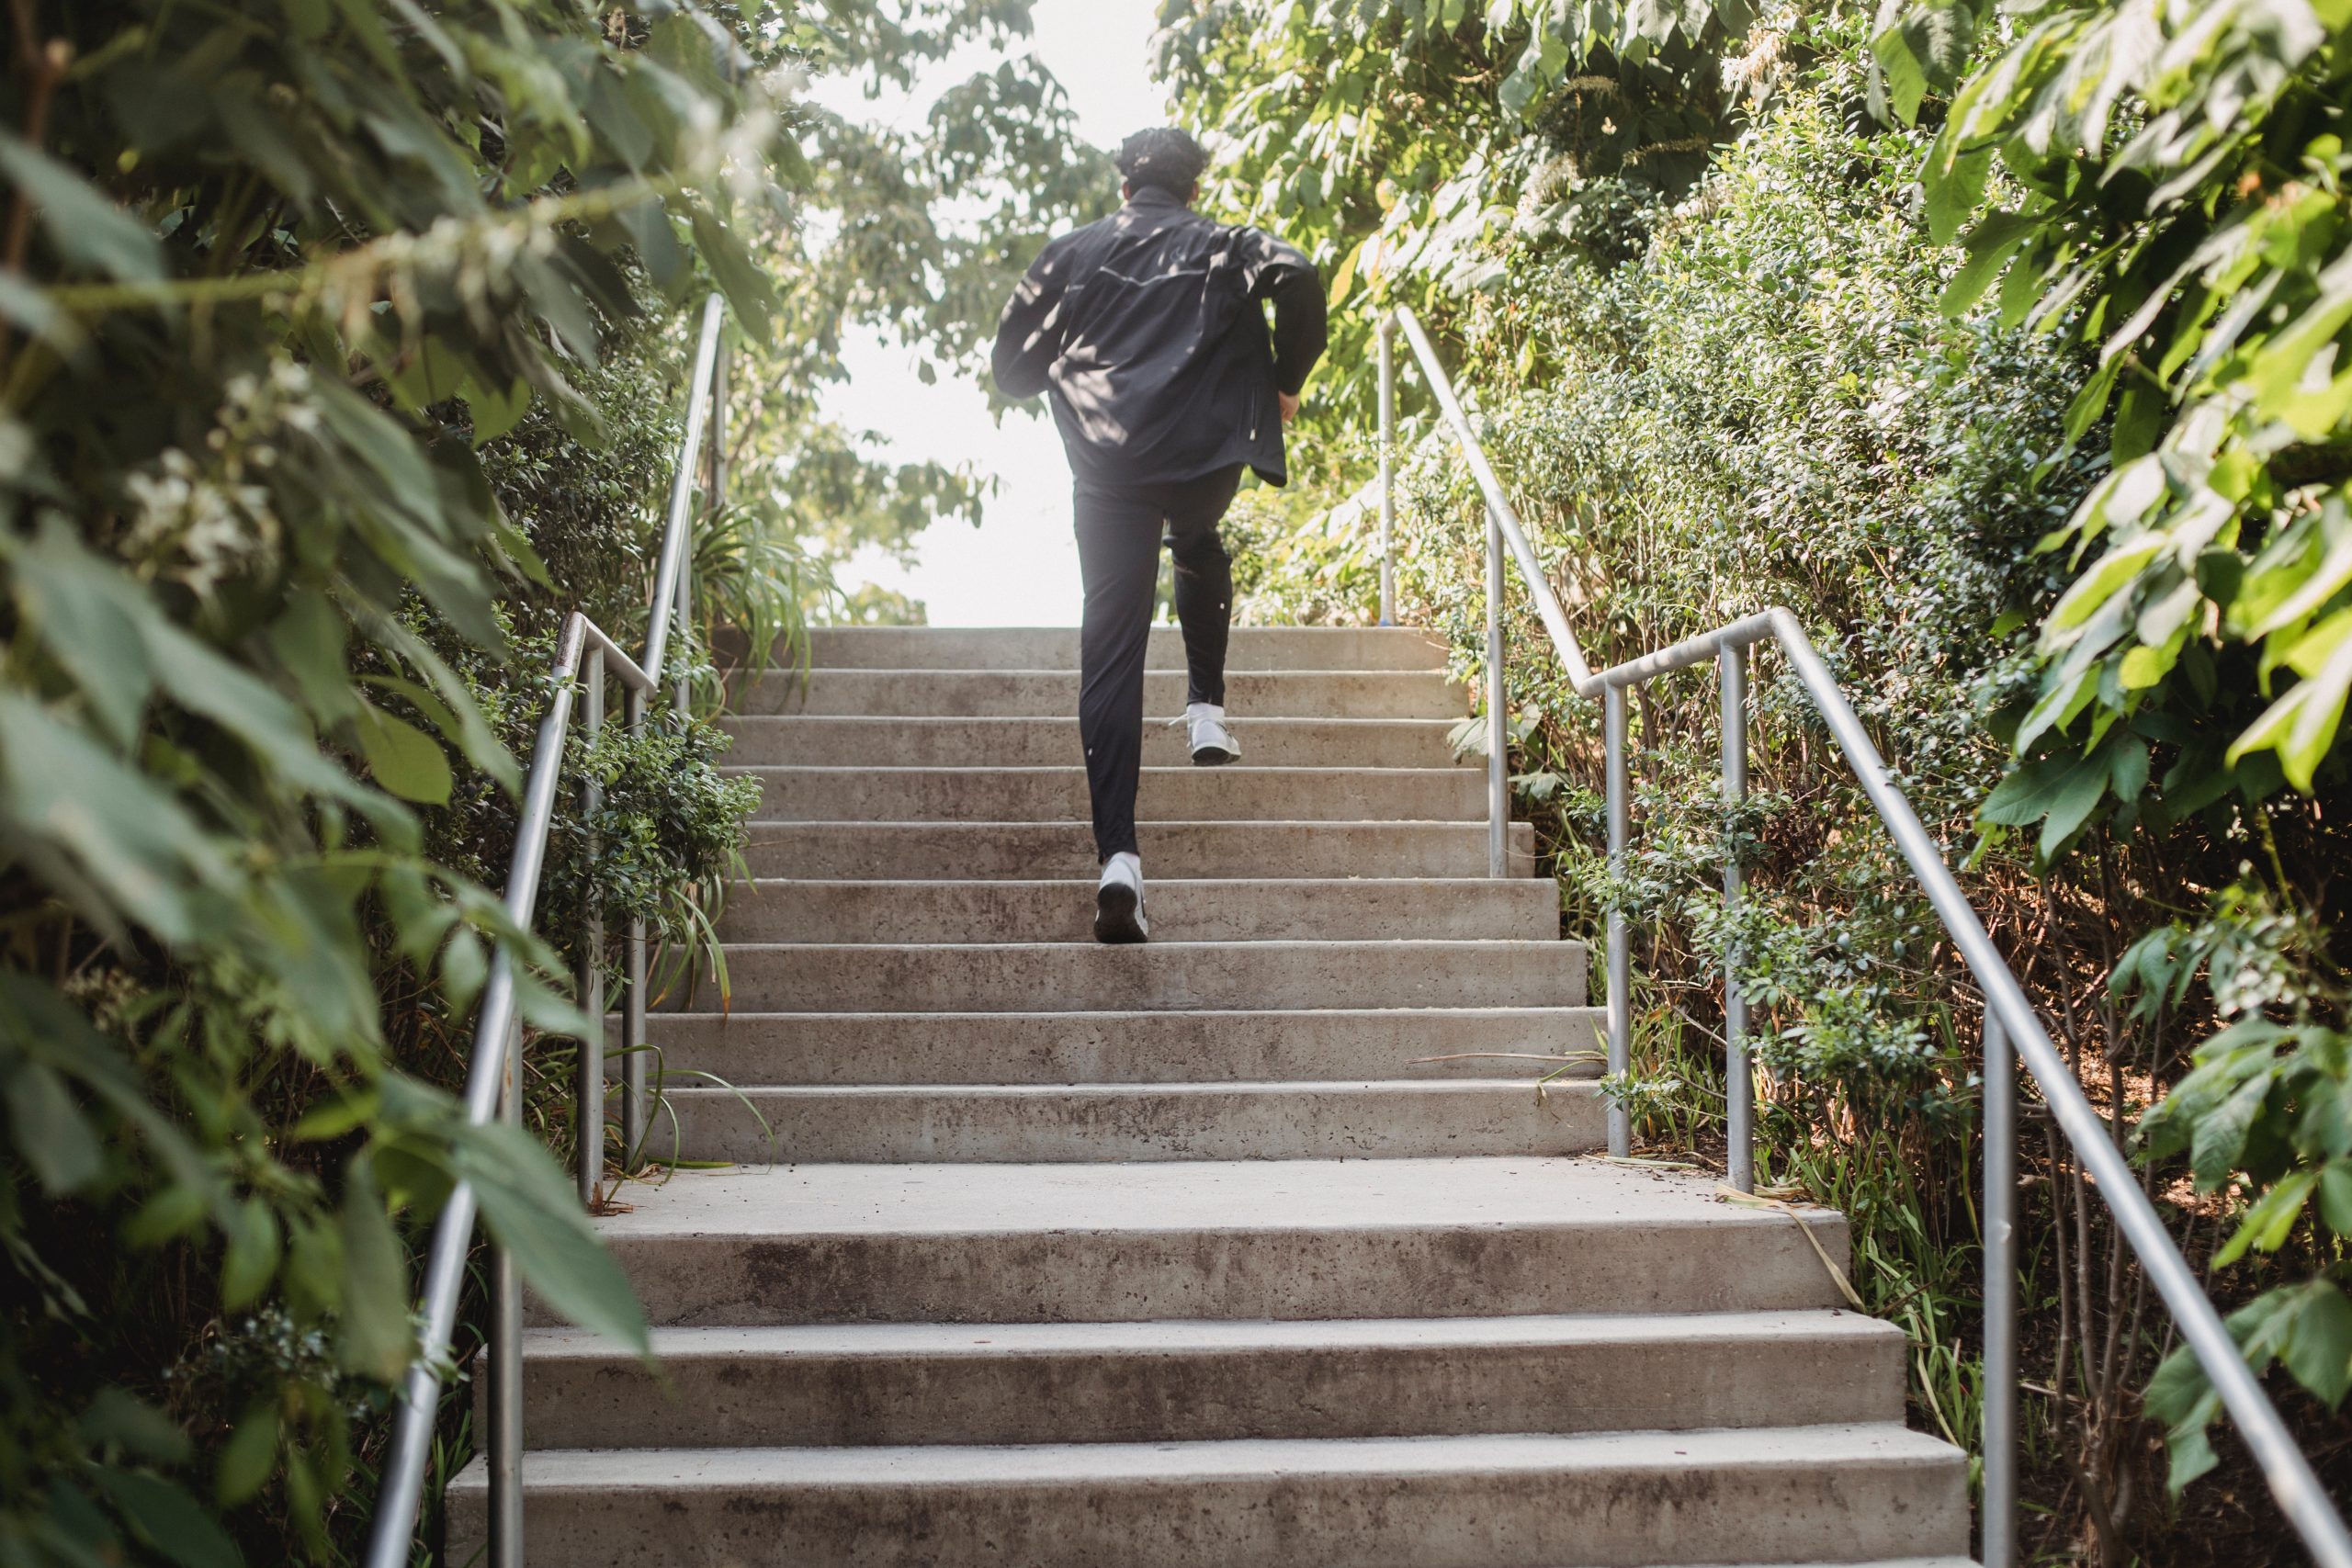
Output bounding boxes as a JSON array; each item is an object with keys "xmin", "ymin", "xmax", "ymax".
[
  {"xmin": 0, "ymin": 693, "xmax": 229, "ymax": 943},
  {"xmin": 88, "ymin": 1469, "xmax": 243, "ymax": 1568},
  {"xmin": 6, "ymin": 1064, "xmax": 104, "ymax": 1194},
  {"xmin": 0, "ymin": 132, "xmax": 164, "ymax": 283},
  {"xmin": 450, "ymin": 1119, "xmax": 650, "ymax": 1357},
  {"xmin": 352, "ymin": 704, "xmax": 454, "ymax": 806},
  {"xmin": 1979, "ymin": 751, "xmax": 2110, "ymax": 858},
  {"xmin": 334, "ymin": 1162, "xmax": 413, "ymax": 1383}
]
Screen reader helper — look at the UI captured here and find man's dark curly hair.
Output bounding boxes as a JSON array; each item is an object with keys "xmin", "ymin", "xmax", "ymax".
[{"xmin": 1115, "ymin": 128, "xmax": 1208, "ymax": 197}]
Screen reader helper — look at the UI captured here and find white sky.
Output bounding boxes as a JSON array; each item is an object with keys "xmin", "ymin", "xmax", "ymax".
[{"xmin": 811, "ymin": 0, "xmax": 1171, "ymax": 626}]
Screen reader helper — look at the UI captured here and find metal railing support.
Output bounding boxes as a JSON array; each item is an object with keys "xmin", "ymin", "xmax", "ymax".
[
  {"xmin": 622, "ymin": 697, "xmax": 651, "ymax": 1168},
  {"xmin": 488, "ymin": 1013, "xmax": 524, "ymax": 1563},
  {"xmin": 363, "ymin": 608, "xmax": 599, "ymax": 1568},
  {"xmin": 366, "ymin": 292, "xmax": 730, "ymax": 1568},
  {"xmin": 577, "ymin": 656, "xmax": 605, "ymax": 1208},
  {"xmin": 1485, "ymin": 503, "xmax": 1508, "ymax": 878},
  {"xmin": 1604, "ymin": 684, "xmax": 1631, "ymax": 1156},
  {"xmin": 1721, "ymin": 644, "xmax": 1752, "ymax": 1194},
  {"xmin": 1983, "ymin": 1009, "xmax": 2018, "ymax": 1568},
  {"xmin": 1374, "ymin": 303, "xmax": 2352, "ymax": 1568},
  {"xmin": 1377, "ymin": 318, "xmax": 1396, "ymax": 626},
  {"xmin": 1763, "ymin": 608, "xmax": 2352, "ymax": 1568}
]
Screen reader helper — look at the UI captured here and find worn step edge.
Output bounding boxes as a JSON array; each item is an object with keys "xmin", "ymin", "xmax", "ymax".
[
  {"xmin": 718, "ymin": 716, "xmax": 1467, "ymax": 768},
  {"xmin": 447, "ymin": 1423, "xmax": 1969, "ymax": 1568},
  {"xmin": 736, "ymin": 668, "xmax": 1466, "ymax": 720},
  {"xmin": 571, "ymin": 1159, "xmax": 1850, "ymax": 1324},
  {"xmin": 619, "ymin": 1007, "xmax": 1607, "ymax": 1085},
  {"xmin": 745, "ymin": 818, "xmax": 1538, "ymax": 878},
  {"xmin": 779, "ymin": 626, "xmax": 1451, "ymax": 671},
  {"xmin": 735, "ymin": 765, "xmax": 1487, "ymax": 825},
  {"xmin": 502, "ymin": 1311, "xmax": 1906, "ymax": 1448},
  {"xmin": 698, "ymin": 939, "xmax": 1589, "ymax": 1013},
  {"xmin": 716, "ymin": 877, "xmax": 1559, "ymax": 943},
  {"xmin": 660, "ymin": 1079, "xmax": 1604, "ymax": 1164}
]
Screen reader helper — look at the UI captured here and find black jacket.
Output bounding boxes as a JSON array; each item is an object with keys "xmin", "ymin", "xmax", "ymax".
[{"xmin": 991, "ymin": 187, "xmax": 1328, "ymax": 489}]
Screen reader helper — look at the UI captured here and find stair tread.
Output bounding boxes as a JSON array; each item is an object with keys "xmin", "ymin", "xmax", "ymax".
[
  {"xmin": 729, "ymin": 764, "xmax": 1481, "ymax": 775},
  {"xmin": 591, "ymin": 1156, "xmax": 1816, "ymax": 1239},
  {"xmin": 647, "ymin": 1006, "xmax": 1600, "ymax": 1019},
  {"xmin": 708, "ymin": 938, "xmax": 1584, "ymax": 952},
  {"xmin": 518, "ymin": 1308, "xmax": 1904, "ymax": 1359},
  {"xmin": 452, "ymin": 1420, "xmax": 1957, "ymax": 1485},
  {"xmin": 662, "ymin": 1079, "xmax": 1596, "ymax": 1096}
]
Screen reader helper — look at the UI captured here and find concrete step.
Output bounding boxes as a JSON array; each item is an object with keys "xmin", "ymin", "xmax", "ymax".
[
  {"xmin": 627, "ymin": 1008, "xmax": 1606, "ymax": 1085},
  {"xmin": 717, "ymin": 878, "xmax": 1560, "ymax": 943},
  {"xmin": 503, "ymin": 1310, "xmax": 1905, "ymax": 1448},
  {"xmin": 719, "ymin": 715, "xmax": 1467, "ymax": 769},
  {"xmin": 745, "ymin": 819, "xmax": 1536, "ymax": 878},
  {"xmin": 565, "ymin": 1159, "xmax": 1855, "ymax": 1325},
  {"xmin": 734, "ymin": 668, "xmax": 1464, "ymax": 719},
  {"xmin": 788, "ymin": 625, "xmax": 1450, "ymax": 671},
  {"xmin": 702, "ymin": 940, "xmax": 1587, "ymax": 1013},
  {"xmin": 736, "ymin": 765, "xmax": 1485, "ymax": 824},
  {"xmin": 448, "ymin": 1423, "xmax": 1967, "ymax": 1567},
  {"xmin": 660, "ymin": 1079, "xmax": 1604, "ymax": 1164}
]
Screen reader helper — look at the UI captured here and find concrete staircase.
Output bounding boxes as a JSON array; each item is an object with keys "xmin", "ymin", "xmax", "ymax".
[{"xmin": 450, "ymin": 625, "xmax": 1970, "ymax": 1566}]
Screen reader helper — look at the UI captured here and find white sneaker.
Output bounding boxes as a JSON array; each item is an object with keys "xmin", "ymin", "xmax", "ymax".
[
  {"xmin": 1094, "ymin": 852, "xmax": 1148, "ymax": 944},
  {"xmin": 1186, "ymin": 702, "xmax": 1239, "ymax": 766}
]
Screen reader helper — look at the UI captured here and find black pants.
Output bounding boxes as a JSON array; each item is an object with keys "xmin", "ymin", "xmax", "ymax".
[{"xmin": 1075, "ymin": 465, "xmax": 1242, "ymax": 862}]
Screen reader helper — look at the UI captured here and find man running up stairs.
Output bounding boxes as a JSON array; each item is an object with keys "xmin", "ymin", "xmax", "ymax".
[{"xmin": 450, "ymin": 622, "xmax": 1971, "ymax": 1568}]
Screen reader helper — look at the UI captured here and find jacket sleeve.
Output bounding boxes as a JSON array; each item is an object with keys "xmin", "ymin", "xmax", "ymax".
[
  {"xmin": 1238, "ymin": 228, "xmax": 1329, "ymax": 396},
  {"xmin": 991, "ymin": 243, "xmax": 1068, "ymax": 400}
]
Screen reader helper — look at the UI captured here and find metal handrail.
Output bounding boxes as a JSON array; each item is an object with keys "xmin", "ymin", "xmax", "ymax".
[
  {"xmin": 1375, "ymin": 304, "xmax": 2352, "ymax": 1568},
  {"xmin": 362, "ymin": 292, "xmax": 731, "ymax": 1568}
]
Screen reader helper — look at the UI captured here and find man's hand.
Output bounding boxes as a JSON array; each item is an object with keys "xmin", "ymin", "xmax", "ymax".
[{"xmin": 1279, "ymin": 390, "xmax": 1300, "ymax": 424}]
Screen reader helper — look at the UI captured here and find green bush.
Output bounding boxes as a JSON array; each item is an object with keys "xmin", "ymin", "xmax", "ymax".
[{"xmin": 0, "ymin": 3, "xmax": 791, "ymax": 1562}]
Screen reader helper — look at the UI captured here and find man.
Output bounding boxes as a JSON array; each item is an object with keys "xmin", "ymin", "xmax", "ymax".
[{"xmin": 991, "ymin": 128, "xmax": 1328, "ymax": 944}]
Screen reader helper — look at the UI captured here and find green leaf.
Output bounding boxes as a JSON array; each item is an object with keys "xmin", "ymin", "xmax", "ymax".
[
  {"xmin": 6, "ymin": 1062, "xmax": 104, "ymax": 1194},
  {"xmin": 219, "ymin": 1197, "xmax": 281, "ymax": 1312},
  {"xmin": 0, "ymin": 692, "xmax": 229, "ymax": 943},
  {"xmin": 360, "ymin": 673, "xmax": 516, "ymax": 793},
  {"xmin": 79, "ymin": 1391, "xmax": 193, "ymax": 1466},
  {"xmin": 6, "ymin": 522, "xmax": 158, "ymax": 745},
  {"xmin": 463, "ymin": 375, "xmax": 533, "ymax": 446},
  {"xmin": 2213, "ymin": 1168, "xmax": 2316, "ymax": 1267},
  {"xmin": 2280, "ymin": 1281, "xmax": 2352, "ymax": 1408},
  {"xmin": 213, "ymin": 1405, "xmax": 277, "ymax": 1507},
  {"xmin": 335, "ymin": 1162, "xmax": 412, "ymax": 1383},
  {"xmin": 0, "ymin": 131, "xmax": 164, "ymax": 283},
  {"xmin": 1980, "ymin": 752, "xmax": 2109, "ymax": 859},
  {"xmin": 2228, "ymin": 611, "xmax": 2352, "ymax": 792},
  {"xmin": 266, "ymin": 592, "xmax": 358, "ymax": 728},
  {"xmin": 2193, "ymin": 1072, "xmax": 2273, "ymax": 1190},
  {"xmin": 88, "ymin": 1468, "xmax": 244, "ymax": 1568},
  {"xmin": 452, "ymin": 1119, "xmax": 649, "ymax": 1357},
  {"xmin": 2319, "ymin": 1160, "xmax": 2352, "ymax": 1235},
  {"xmin": 352, "ymin": 704, "xmax": 453, "ymax": 806}
]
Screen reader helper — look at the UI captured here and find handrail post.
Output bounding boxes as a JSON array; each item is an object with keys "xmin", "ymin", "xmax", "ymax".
[
  {"xmin": 488, "ymin": 1011, "xmax": 524, "ymax": 1565},
  {"xmin": 1721, "ymin": 646, "xmax": 1752, "ymax": 1193},
  {"xmin": 1983, "ymin": 1008, "xmax": 2018, "ymax": 1568},
  {"xmin": 577, "ymin": 655, "xmax": 605, "ymax": 1209},
  {"xmin": 1377, "ymin": 317, "xmax": 1396, "ymax": 626},
  {"xmin": 622, "ymin": 686, "xmax": 651, "ymax": 1168},
  {"xmin": 1604, "ymin": 683, "xmax": 1631, "ymax": 1156},
  {"xmin": 711, "ymin": 329, "xmax": 730, "ymax": 519},
  {"xmin": 1485, "ymin": 502, "xmax": 1507, "ymax": 878}
]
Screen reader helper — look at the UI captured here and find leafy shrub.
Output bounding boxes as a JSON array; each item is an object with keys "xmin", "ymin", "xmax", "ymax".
[
  {"xmin": 0, "ymin": 3, "xmax": 791, "ymax": 1562},
  {"xmin": 1874, "ymin": 0, "xmax": 2352, "ymax": 1495}
]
